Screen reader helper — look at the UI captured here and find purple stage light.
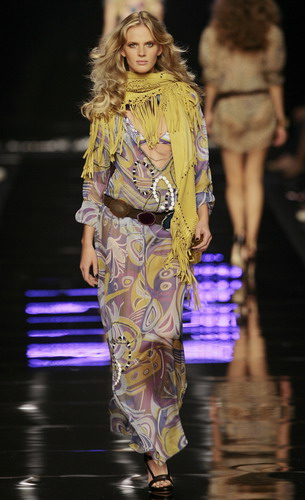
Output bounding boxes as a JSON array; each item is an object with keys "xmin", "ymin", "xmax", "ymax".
[
  {"xmin": 26, "ymin": 338, "xmax": 235, "ymax": 367},
  {"xmin": 217, "ymin": 280, "xmax": 230, "ymax": 289},
  {"xmin": 217, "ymin": 291, "xmax": 231, "ymax": 302},
  {"xmin": 199, "ymin": 265, "xmax": 216, "ymax": 276},
  {"xmin": 27, "ymin": 328, "xmax": 104, "ymax": 337},
  {"xmin": 199, "ymin": 253, "xmax": 224, "ymax": 263},
  {"xmin": 27, "ymin": 342, "xmax": 110, "ymax": 360},
  {"xmin": 28, "ymin": 358, "xmax": 110, "ymax": 368},
  {"xmin": 27, "ymin": 315, "xmax": 101, "ymax": 324},
  {"xmin": 230, "ymin": 266, "xmax": 243, "ymax": 278},
  {"xmin": 218, "ymin": 304, "xmax": 238, "ymax": 313},
  {"xmin": 25, "ymin": 288, "xmax": 97, "ymax": 298},
  {"xmin": 26, "ymin": 301, "xmax": 99, "ymax": 315},
  {"xmin": 187, "ymin": 312, "xmax": 237, "ymax": 328},
  {"xmin": 189, "ymin": 328, "xmax": 240, "ymax": 339},
  {"xmin": 184, "ymin": 339, "xmax": 234, "ymax": 362},
  {"xmin": 230, "ymin": 280, "xmax": 243, "ymax": 290},
  {"xmin": 216, "ymin": 264, "xmax": 231, "ymax": 277},
  {"xmin": 194, "ymin": 263, "xmax": 241, "ymax": 278}
]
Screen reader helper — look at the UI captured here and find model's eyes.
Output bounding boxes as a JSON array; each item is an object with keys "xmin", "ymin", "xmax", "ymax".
[{"xmin": 127, "ymin": 42, "xmax": 155, "ymax": 48}]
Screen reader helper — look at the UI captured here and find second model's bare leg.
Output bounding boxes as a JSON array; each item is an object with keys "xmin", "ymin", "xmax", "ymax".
[
  {"xmin": 221, "ymin": 149, "xmax": 247, "ymax": 267},
  {"xmin": 244, "ymin": 148, "xmax": 268, "ymax": 258},
  {"xmin": 221, "ymin": 149, "xmax": 246, "ymax": 236}
]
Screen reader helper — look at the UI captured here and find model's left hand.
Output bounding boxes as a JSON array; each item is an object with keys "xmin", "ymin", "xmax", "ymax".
[
  {"xmin": 192, "ymin": 220, "xmax": 212, "ymax": 251},
  {"xmin": 273, "ymin": 125, "xmax": 288, "ymax": 147}
]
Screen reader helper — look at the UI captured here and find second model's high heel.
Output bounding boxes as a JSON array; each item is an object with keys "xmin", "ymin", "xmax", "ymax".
[
  {"xmin": 144, "ymin": 453, "xmax": 173, "ymax": 496},
  {"xmin": 230, "ymin": 234, "xmax": 246, "ymax": 270},
  {"xmin": 246, "ymin": 254, "xmax": 257, "ymax": 295}
]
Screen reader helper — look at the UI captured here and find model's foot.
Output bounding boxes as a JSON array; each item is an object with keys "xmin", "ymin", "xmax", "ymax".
[
  {"xmin": 245, "ymin": 242, "xmax": 257, "ymax": 260},
  {"xmin": 146, "ymin": 455, "xmax": 172, "ymax": 489},
  {"xmin": 230, "ymin": 235, "xmax": 247, "ymax": 270}
]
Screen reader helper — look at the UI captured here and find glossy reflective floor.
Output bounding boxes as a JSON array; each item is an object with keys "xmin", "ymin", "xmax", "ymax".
[{"xmin": 1, "ymin": 152, "xmax": 305, "ymax": 499}]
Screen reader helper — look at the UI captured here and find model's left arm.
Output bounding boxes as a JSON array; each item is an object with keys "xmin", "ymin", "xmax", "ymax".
[
  {"xmin": 193, "ymin": 106, "xmax": 215, "ymax": 250},
  {"xmin": 264, "ymin": 25, "xmax": 288, "ymax": 147}
]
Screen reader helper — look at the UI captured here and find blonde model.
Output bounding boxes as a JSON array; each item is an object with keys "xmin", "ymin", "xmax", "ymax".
[{"xmin": 76, "ymin": 11, "xmax": 214, "ymax": 494}]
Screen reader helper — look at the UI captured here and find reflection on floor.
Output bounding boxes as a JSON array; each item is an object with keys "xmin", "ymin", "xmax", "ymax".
[
  {"xmin": 209, "ymin": 293, "xmax": 293, "ymax": 499},
  {"xmin": 1, "ymin": 153, "xmax": 305, "ymax": 499}
]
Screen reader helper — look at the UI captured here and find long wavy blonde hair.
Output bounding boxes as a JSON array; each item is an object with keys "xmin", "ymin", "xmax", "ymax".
[{"xmin": 82, "ymin": 11, "xmax": 201, "ymax": 120}]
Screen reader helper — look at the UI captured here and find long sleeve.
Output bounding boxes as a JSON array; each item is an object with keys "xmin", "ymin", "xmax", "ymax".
[
  {"xmin": 263, "ymin": 25, "xmax": 286, "ymax": 86},
  {"xmin": 194, "ymin": 107, "xmax": 215, "ymax": 214},
  {"xmin": 75, "ymin": 122, "xmax": 111, "ymax": 228},
  {"xmin": 199, "ymin": 26, "xmax": 219, "ymax": 86}
]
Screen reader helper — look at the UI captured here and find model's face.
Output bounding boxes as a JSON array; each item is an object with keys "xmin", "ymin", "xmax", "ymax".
[{"xmin": 121, "ymin": 24, "xmax": 162, "ymax": 74}]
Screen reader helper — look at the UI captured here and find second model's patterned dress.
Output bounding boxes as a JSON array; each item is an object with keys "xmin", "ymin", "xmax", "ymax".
[{"xmin": 76, "ymin": 107, "xmax": 214, "ymax": 465}]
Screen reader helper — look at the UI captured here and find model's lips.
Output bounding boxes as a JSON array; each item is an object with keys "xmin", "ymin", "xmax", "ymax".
[{"xmin": 137, "ymin": 61, "xmax": 148, "ymax": 64}]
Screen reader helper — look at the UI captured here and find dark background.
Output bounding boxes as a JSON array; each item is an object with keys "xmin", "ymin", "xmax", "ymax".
[{"xmin": 1, "ymin": 0, "xmax": 304, "ymax": 141}]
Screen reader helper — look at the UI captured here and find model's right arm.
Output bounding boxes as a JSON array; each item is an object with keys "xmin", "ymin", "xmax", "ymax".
[
  {"xmin": 75, "ymin": 122, "xmax": 111, "ymax": 286},
  {"xmin": 198, "ymin": 26, "xmax": 219, "ymax": 135}
]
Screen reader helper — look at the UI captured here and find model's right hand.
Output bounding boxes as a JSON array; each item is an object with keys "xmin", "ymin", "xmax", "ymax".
[{"xmin": 80, "ymin": 244, "xmax": 98, "ymax": 287}]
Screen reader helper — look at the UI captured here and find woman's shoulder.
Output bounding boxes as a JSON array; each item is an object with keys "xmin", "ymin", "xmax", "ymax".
[
  {"xmin": 267, "ymin": 24, "xmax": 284, "ymax": 42},
  {"xmin": 201, "ymin": 24, "xmax": 217, "ymax": 42}
]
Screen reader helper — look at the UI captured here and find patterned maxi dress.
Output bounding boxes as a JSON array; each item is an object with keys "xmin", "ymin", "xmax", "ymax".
[{"xmin": 76, "ymin": 106, "xmax": 214, "ymax": 465}]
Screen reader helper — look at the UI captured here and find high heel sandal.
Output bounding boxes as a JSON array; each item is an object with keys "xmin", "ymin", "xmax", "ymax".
[
  {"xmin": 245, "ymin": 253, "xmax": 257, "ymax": 295},
  {"xmin": 144, "ymin": 453, "xmax": 173, "ymax": 496},
  {"xmin": 230, "ymin": 234, "xmax": 246, "ymax": 271}
]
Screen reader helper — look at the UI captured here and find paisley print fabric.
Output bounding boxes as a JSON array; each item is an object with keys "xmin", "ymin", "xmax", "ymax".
[
  {"xmin": 95, "ymin": 206, "xmax": 187, "ymax": 464},
  {"xmin": 76, "ymin": 106, "xmax": 214, "ymax": 465}
]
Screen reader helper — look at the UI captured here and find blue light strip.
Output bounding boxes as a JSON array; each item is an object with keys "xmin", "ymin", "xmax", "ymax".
[
  {"xmin": 27, "ymin": 342, "xmax": 110, "ymax": 360},
  {"xmin": 27, "ymin": 338, "xmax": 234, "ymax": 367},
  {"xmin": 27, "ymin": 315, "xmax": 101, "ymax": 324},
  {"xmin": 200, "ymin": 253, "xmax": 224, "ymax": 263},
  {"xmin": 26, "ymin": 301, "xmax": 99, "ymax": 315},
  {"xmin": 25, "ymin": 288, "xmax": 98, "ymax": 298},
  {"xmin": 27, "ymin": 328, "xmax": 104, "ymax": 337}
]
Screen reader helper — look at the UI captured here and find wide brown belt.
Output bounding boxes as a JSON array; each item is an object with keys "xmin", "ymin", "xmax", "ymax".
[
  {"xmin": 103, "ymin": 194, "xmax": 172, "ymax": 226},
  {"xmin": 216, "ymin": 89, "xmax": 268, "ymax": 100}
]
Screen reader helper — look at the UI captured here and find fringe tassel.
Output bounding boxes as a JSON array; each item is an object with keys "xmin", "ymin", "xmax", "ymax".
[
  {"xmin": 129, "ymin": 98, "xmax": 161, "ymax": 148},
  {"xmin": 81, "ymin": 118, "xmax": 101, "ymax": 179},
  {"xmin": 80, "ymin": 74, "xmax": 207, "ymax": 309},
  {"xmin": 81, "ymin": 114, "xmax": 126, "ymax": 178}
]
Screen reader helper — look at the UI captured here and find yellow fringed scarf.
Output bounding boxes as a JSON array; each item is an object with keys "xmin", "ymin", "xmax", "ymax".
[{"xmin": 82, "ymin": 71, "xmax": 209, "ymax": 303}]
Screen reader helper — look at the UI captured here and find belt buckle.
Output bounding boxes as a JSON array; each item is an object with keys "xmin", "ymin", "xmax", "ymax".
[
  {"xmin": 161, "ymin": 212, "xmax": 173, "ymax": 230},
  {"xmin": 109, "ymin": 199, "xmax": 130, "ymax": 218},
  {"xmin": 137, "ymin": 211, "xmax": 156, "ymax": 225}
]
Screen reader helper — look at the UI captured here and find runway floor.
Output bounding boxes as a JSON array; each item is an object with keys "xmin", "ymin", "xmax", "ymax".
[{"xmin": 1, "ymin": 151, "xmax": 305, "ymax": 499}]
